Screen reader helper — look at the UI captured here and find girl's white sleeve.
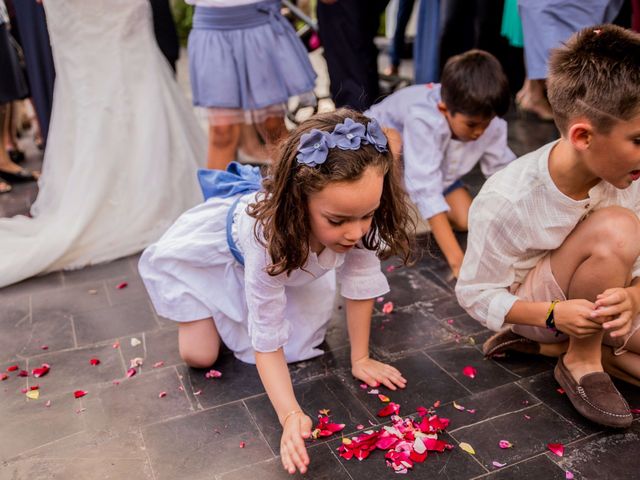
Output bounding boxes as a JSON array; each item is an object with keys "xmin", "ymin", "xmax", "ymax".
[
  {"xmin": 337, "ymin": 246, "xmax": 390, "ymax": 300},
  {"xmin": 242, "ymin": 235, "xmax": 290, "ymax": 353}
]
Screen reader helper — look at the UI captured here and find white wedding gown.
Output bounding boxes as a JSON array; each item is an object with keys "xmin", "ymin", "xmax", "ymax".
[{"xmin": 0, "ymin": 0, "xmax": 206, "ymax": 288}]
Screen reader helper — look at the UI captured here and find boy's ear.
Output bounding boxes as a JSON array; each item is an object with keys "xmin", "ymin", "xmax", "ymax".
[
  {"xmin": 567, "ymin": 120, "xmax": 594, "ymax": 151},
  {"xmin": 437, "ymin": 101, "xmax": 449, "ymax": 115}
]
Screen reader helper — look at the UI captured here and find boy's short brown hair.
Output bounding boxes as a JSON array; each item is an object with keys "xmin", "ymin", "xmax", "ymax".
[{"xmin": 548, "ymin": 24, "xmax": 640, "ymax": 134}]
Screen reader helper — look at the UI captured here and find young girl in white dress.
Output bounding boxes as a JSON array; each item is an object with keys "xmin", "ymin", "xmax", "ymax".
[{"xmin": 139, "ymin": 109, "xmax": 414, "ymax": 475}]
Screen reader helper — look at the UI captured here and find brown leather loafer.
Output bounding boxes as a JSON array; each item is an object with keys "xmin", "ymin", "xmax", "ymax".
[
  {"xmin": 482, "ymin": 329, "xmax": 541, "ymax": 357},
  {"xmin": 554, "ymin": 354, "xmax": 632, "ymax": 429}
]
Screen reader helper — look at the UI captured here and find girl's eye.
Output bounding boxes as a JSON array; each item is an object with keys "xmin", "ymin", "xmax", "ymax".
[{"xmin": 328, "ymin": 219, "xmax": 343, "ymax": 226}]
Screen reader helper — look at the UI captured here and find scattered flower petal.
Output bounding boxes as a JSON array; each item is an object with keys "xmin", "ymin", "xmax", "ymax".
[
  {"xmin": 74, "ymin": 390, "xmax": 88, "ymax": 398},
  {"xmin": 447, "ymin": 319, "xmax": 454, "ymax": 324},
  {"xmin": 524, "ymin": 414, "xmax": 532, "ymax": 420},
  {"xmin": 462, "ymin": 366, "xmax": 477, "ymax": 379},
  {"xmin": 112, "ymin": 380, "xmax": 120, "ymax": 385},
  {"xmin": 499, "ymin": 440, "xmax": 513, "ymax": 449},
  {"xmin": 193, "ymin": 389, "xmax": 202, "ymax": 396},
  {"xmin": 76, "ymin": 408, "xmax": 86, "ymax": 414},
  {"xmin": 126, "ymin": 368, "xmax": 137, "ymax": 378},
  {"xmin": 112, "ymin": 341, "xmax": 120, "ymax": 349},
  {"xmin": 205, "ymin": 369, "xmax": 222, "ymax": 379},
  {"xmin": 360, "ymin": 383, "xmax": 368, "ymax": 389},
  {"xmin": 630, "ymin": 408, "xmax": 640, "ymax": 414},
  {"xmin": 417, "ymin": 406, "xmax": 428, "ymax": 417},
  {"xmin": 386, "ymin": 265, "xmax": 396, "ymax": 272},
  {"xmin": 158, "ymin": 391, "xmax": 167, "ymax": 398},
  {"xmin": 178, "ymin": 385, "xmax": 184, "ymax": 391},
  {"xmin": 153, "ymin": 361, "xmax": 165, "ymax": 368},
  {"xmin": 45, "ymin": 400, "xmax": 51, "ymax": 407},
  {"xmin": 319, "ymin": 408, "xmax": 331, "ymax": 415},
  {"xmin": 116, "ymin": 282, "xmax": 128, "ymax": 290},
  {"xmin": 376, "ymin": 297, "xmax": 384, "ymax": 303},
  {"xmin": 356, "ymin": 424, "xmax": 364, "ymax": 430},
  {"xmin": 459, "ymin": 442, "xmax": 475, "ymax": 455},
  {"xmin": 30, "ymin": 385, "xmax": 39, "ymax": 390},
  {"xmin": 239, "ymin": 441, "xmax": 246, "ymax": 448},
  {"xmin": 466, "ymin": 409, "xmax": 476, "ymax": 414},
  {"xmin": 557, "ymin": 388, "xmax": 565, "ymax": 394},
  {"xmin": 378, "ymin": 394, "xmax": 390, "ymax": 403},
  {"xmin": 493, "ymin": 461, "xmax": 507, "ymax": 468},
  {"xmin": 453, "ymin": 401, "xmax": 465, "ymax": 411},
  {"xmin": 566, "ymin": 471, "xmax": 574, "ymax": 479},
  {"xmin": 467, "ymin": 337, "xmax": 476, "ymax": 345},
  {"xmin": 26, "ymin": 390, "xmax": 40, "ymax": 400},
  {"xmin": 377, "ymin": 402, "xmax": 401, "ymax": 417},
  {"xmin": 130, "ymin": 337, "xmax": 142, "ymax": 347},
  {"xmin": 130, "ymin": 357, "xmax": 144, "ymax": 368},
  {"xmin": 18, "ymin": 370, "xmax": 29, "ymax": 377},
  {"xmin": 7, "ymin": 365, "xmax": 19, "ymax": 372},
  {"xmin": 433, "ymin": 400, "xmax": 441, "ymax": 408},
  {"xmin": 20, "ymin": 388, "xmax": 28, "ymax": 393},
  {"xmin": 88, "ymin": 289, "xmax": 98, "ymax": 295},
  {"xmin": 89, "ymin": 358, "xmax": 100, "ymax": 366},
  {"xmin": 368, "ymin": 389, "xmax": 379, "ymax": 395},
  {"xmin": 0, "ymin": 373, "xmax": 7, "ymax": 381},
  {"xmin": 382, "ymin": 302, "xmax": 394, "ymax": 314},
  {"xmin": 547, "ymin": 443, "xmax": 564, "ymax": 457},
  {"xmin": 41, "ymin": 345, "xmax": 48, "ymax": 350}
]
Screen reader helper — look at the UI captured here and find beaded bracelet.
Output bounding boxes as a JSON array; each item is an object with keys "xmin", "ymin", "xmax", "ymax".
[{"xmin": 545, "ymin": 300, "xmax": 562, "ymax": 336}]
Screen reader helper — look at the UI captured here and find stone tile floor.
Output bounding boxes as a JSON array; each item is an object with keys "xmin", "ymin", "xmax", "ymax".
[{"xmin": 2, "ymin": 106, "xmax": 640, "ymax": 480}]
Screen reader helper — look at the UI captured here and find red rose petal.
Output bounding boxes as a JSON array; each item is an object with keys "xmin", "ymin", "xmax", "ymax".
[
  {"xmin": 547, "ymin": 443, "xmax": 564, "ymax": 457},
  {"xmin": 32, "ymin": 364, "xmax": 50, "ymax": 378},
  {"xmin": 377, "ymin": 402, "xmax": 400, "ymax": 417},
  {"xmin": 18, "ymin": 370, "xmax": 29, "ymax": 377},
  {"xmin": 158, "ymin": 391, "xmax": 167, "ymax": 398},
  {"xmin": 41, "ymin": 345, "xmax": 49, "ymax": 350},
  {"xmin": 0, "ymin": 373, "xmax": 8, "ymax": 381},
  {"xmin": 557, "ymin": 388, "xmax": 565, "ymax": 394},
  {"xmin": 21, "ymin": 388, "xmax": 28, "ymax": 394},
  {"xmin": 74, "ymin": 390, "xmax": 88, "ymax": 398},
  {"xmin": 382, "ymin": 302, "xmax": 394, "ymax": 315},
  {"xmin": 30, "ymin": 385, "xmax": 39, "ymax": 391},
  {"xmin": 126, "ymin": 368, "xmax": 137, "ymax": 378},
  {"xmin": 7, "ymin": 365, "xmax": 19, "ymax": 372},
  {"xmin": 89, "ymin": 358, "xmax": 100, "ymax": 366},
  {"xmin": 629, "ymin": 408, "xmax": 640, "ymax": 414},
  {"xmin": 462, "ymin": 366, "xmax": 477, "ymax": 379},
  {"xmin": 116, "ymin": 282, "xmax": 128, "ymax": 289},
  {"xmin": 239, "ymin": 441, "xmax": 246, "ymax": 448}
]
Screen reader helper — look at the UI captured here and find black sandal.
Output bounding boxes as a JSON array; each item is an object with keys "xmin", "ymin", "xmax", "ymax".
[{"xmin": 0, "ymin": 168, "xmax": 39, "ymax": 183}]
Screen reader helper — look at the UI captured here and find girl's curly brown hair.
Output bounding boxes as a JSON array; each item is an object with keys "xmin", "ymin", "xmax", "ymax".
[{"xmin": 248, "ymin": 109, "xmax": 415, "ymax": 276}]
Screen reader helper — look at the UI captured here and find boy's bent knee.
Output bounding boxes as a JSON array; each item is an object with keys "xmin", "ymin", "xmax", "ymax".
[{"xmin": 588, "ymin": 206, "xmax": 640, "ymax": 260}]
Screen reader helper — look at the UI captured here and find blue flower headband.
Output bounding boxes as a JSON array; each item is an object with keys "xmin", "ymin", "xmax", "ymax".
[{"xmin": 296, "ymin": 117, "xmax": 389, "ymax": 167}]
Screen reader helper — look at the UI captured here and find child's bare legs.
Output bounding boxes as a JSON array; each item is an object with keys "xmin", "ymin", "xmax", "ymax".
[
  {"xmin": 444, "ymin": 186, "xmax": 472, "ymax": 232},
  {"xmin": 178, "ymin": 318, "xmax": 222, "ymax": 368},
  {"xmin": 254, "ymin": 115, "xmax": 287, "ymax": 151},
  {"xmin": 239, "ymin": 124, "xmax": 269, "ymax": 161},
  {"xmin": 207, "ymin": 124, "xmax": 241, "ymax": 170},
  {"xmin": 549, "ymin": 206, "xmax": 640, "ymax": 382}
]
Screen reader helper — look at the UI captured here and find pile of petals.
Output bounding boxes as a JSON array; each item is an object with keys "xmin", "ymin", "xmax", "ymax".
[
  {"xmin": 338, "ymin": 408, "xmax": 453, "ymax": 474},
  {"xmin": 311, "ymin": 413, "xmax": 345, "ymax": 439}
]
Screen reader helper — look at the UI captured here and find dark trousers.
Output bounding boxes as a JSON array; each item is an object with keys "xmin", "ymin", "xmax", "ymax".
[
  {"xmin": 389, "ymin": 0, "xmax": 416, "ymax": 67},
  {"xmin": 317, "ymin": 0, "xmax": 389, "ymax": 111},
  {"xmin": 150, "ymin": 0, "xmax": 180, "ymax": 72},
  {"xmin": 12, "ymin": 0, "xmax": 55, "ymax": 143}
]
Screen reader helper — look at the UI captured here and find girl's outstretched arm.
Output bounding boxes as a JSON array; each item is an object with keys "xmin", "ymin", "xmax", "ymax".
[
  {"xmin": 346, "ymin": 298, "xmax": 407, "ymax": 390},
  {"xmin": 255, "ymin": 349, "xmax": 312, "ymax": 475}
]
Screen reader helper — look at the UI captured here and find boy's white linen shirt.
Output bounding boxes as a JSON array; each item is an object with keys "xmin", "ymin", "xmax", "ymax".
[
  {"xmin": 456, "ymin": 141, "xmax": 640, "ymax": 331},
  {"xmin": 366, "ymin": 84, "xmax": 515, "ymax": 220}
]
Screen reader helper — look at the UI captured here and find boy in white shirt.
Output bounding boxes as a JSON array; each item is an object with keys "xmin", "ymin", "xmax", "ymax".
[
  {"xmin": 456, "ymin": 25, "xmax": 640, "ymax": 429},
  {"xmin": 366, "ymin": 50, "xmax": 515, "ymax": 278}
]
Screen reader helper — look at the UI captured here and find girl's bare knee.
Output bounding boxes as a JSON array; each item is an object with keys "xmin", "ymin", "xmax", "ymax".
[
  {"xmin": 210, "ymin": 124, "xmax": 240, "ymax": 149},
  {"xmin": 180, "ymin": 348, "xmax": 219, "ymax": 369}
]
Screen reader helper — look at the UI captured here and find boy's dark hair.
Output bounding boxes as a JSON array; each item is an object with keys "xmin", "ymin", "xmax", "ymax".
[
  {"xmin": 440, "ymin": 49, "xmax": 510, "ymax": 118},
  {"xmin": 248, "ymin": 109, "xmax": 415, "ymax": 277},
  {"xmin": 548, "ymin": 24, "xmax": 640, "ymax": 134}
]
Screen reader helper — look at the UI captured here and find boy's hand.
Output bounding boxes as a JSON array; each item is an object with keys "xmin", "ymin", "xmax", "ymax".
[
  {"xmin": 553, "ymin": 299, "xmax": 602, "ymax": 338},
  {"xmin": 280, "ymin": 412, "xmax": 312, "ymax": 475},
  {"xmin": 592, "ymin": 287, "xmax": 639, "ymax": 338},
  {"xmin": 351, "ymin": 357, "xmax": 407, "ymax": 391}
]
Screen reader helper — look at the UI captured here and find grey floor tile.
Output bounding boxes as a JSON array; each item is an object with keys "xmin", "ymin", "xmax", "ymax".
[
  {"xmin": 1, "ymin": 457, "xmax": 153, "ymax": 480},
  {"xmin": 62, "ymin": 256, "xmax": 137, "ymax": 285},
  {"xmin": 384, "ymin": 268, "xmax": 449, "ymax": 308},
  {"xmin": 427, "ymin": 346, "xmax": 519, "ymax": 393},
  {"xmin": 82, "ymin": 367, "xmax": 194, "ymax": 431},
  {"xmin": 218, "ymin": 444, "xmax": 350, "ymax": 480},
  {"xmin": 450, "ymin": 404, "xmax": 584, "ymax": 470},
  {"xmin": 337, "ymin": 351, "xmax": 469, "ymax": 419},
  {"xmin": 31, "ymin": 281, "xmax": 110, "ymax": 317},
  {"xmin": 244, "ymin": 375, "xmax": 377, "ymax": 455},
  {"xmin": 26, "ymin": 344, "xmax": 124, "ymax": 397},
  {"xmin": 550, "ymin": 421, "xmax": 640, "ymax": 480},
  {"xmin": 476, "ymin": 454, "xmax": 566, "ymax": 479},
  {"xmin": 72, "ymin": 300, "xmax": 158, "ymax": 346},
  {"xmin": 142, "ymin": 402, "xmax": 273, "ymax": 480},
  {"xmin": 118, "ymin": 329, "xmax": 182, "ymax": 374},
  {"xmin": 104, "ymin": 275, "xmax": 150, "ymax": 307},
  {"xmin": 0, "ymin": 270, "xmax": 64, "ymax": 299}
]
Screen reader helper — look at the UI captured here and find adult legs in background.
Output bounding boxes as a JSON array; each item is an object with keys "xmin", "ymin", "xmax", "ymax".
[
  {"xmin": 386, "ymin": 0, "xmax": 416, "ymax": 76},
  {"xmin": 317, "ymin": 0, "xmax": 389, "ymax": 110}
]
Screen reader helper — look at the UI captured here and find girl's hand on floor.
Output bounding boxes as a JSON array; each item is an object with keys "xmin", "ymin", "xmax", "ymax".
[
  {"xmin": 352, "ymin": 357, "xmax": 407, "ymax": 391},
  {"xmin": 553, "ymin": 299, "xmax": 601, "ymax": 338},
  {"xmin": 280, "ymin": 412, "xmax": 312, "ymax": 475},
  {"xmin": 593, "ymin": 287, "xmax": 637, "ymax": 338}
]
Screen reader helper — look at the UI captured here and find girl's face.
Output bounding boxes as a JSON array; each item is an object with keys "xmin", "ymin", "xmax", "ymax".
[{"xmin": 307, "ymin": 165, "xmax": 384, "ymax": 254}]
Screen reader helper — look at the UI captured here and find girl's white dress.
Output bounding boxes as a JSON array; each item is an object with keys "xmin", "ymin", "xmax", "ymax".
[
  {"xmin": 139, "ymin": 193, "xmax": 390, "ymax": 364},
  {"xmin": 0, "ymin": 0, "xmax": 205, "ymax": 287}
]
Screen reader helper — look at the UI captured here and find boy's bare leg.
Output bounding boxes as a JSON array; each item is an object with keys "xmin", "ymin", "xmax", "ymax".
[
  {"xmin": 178, "ymin": 318, "xmax": 222, "ymax": 368},
  {"xmin": 207, "ymin": 123, "xmax": 241, "ymax": 170},
  {"xmin": 445, "ymin": 187, "xmax": 472, "ymax": 232},
  {"xmin": 601, "ymin": 330, "xmax": 640, "ymax": 386},
  {"xmin": 550, "ymin": 206, "xmax": 640, "ymax": 382}
]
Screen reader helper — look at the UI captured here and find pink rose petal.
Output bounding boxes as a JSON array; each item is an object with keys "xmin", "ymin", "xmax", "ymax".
[
  {"xmin": 433, "ymin": 400, "xmax": 441, "ymax": 408},
  {"xmin": 566, "ymin": 471, "xmax": 574, "ymax": 480},
  {"xmin": 45, "ymin": 400, "xmax": 51, "ymax": 407},
  {"xmin": 359, "ymin": 383, "xmax": 368, "ymax": 389},
  {"xmin": 74, "ymin": 390, "xmax": 88, "ymax": 399},
  {"xmin": 356, "ymin": 424, "xmax": 364, "ymax": 430},
  {"xmin": 239, "ymin": 441, "xmax": 246, "ymax": 448},
  {"xmin": 524, "ymin": 414, "xmax": 532, "ymax": 420},
  {"xmin": 153, "ymin": 361, "xmax": 165, "ymax": 368},
  {"xmin": 386, "ymin": 265, "xmax": 396, "ymax": 272},
  {"xmin": 630, "ymin": 408, "xmax": 640, "ymax": 414},
  {"xmin": 116, "ymin": 282, "xmax": 128, "ymax": 289},
  {"xmin": 377, "ymin": 402, "xmax": 400, "ymax": 417},
  {"xmin": 126, "ymin": 367, "xmax": 137, "ymax": 378},
  {"xmin": 376, "ymin": 297, "xmax": 384, "ymax": 303},
  {"xmin": 112, "ymin": 341, "xmax": 120, "ymax": 349},
  {"xmin": 447, "ymin": 319, "xmax": 454, "ymax": 324},
  {"xmin": 499, "ymin": 440, "xmax": 512, "ymax": 449},
  {"xmin": 557, "ymin": 388, "xmax": 565, "ymax": 394},
  {"xmin": 193, "ymin": 389, "xmax": 202, "ymax": 396},
  {"xmin": 158, "ymin": 391, "xmax": 167, "ymax": 398},
  {"xmin": 462, "ymin": 366, "xmax": 477, "ymax": 379},
  {"xmin": 205, "ymin": 369, "xmax": 222, "ymax": 379},
  {"xmin": 0, "ymin": 373, "xmax": 7, "ymax": 381},
  {"xmin": 382, "ymin": 302, "xmax": 394, "ymax": 314},
  {"xmin": 493, "ymin": 461, "xmax": 507, "ymax": 468},
  {"xmin": 41, "ymin": 345, "xmax": 48, "ymax": 350},
  {"xmin": 547, "ymin": 443, "xmax": 564, "ymax": 457},
  {"xmin": 466, "ymin": 409, "xmax": 476, "ymax": 414}
]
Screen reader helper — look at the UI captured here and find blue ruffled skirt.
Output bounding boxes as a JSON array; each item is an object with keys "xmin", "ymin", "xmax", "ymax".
[{"xmin": 188, "ymin": 1, "xmax": 317, "ymax": 110}]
